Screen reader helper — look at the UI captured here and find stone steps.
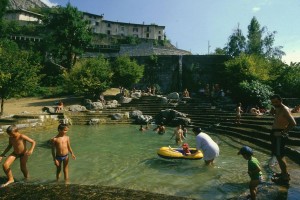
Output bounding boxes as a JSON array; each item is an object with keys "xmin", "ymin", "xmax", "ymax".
[
  {"xmin": 52, "ymin": 95, "xmax": 300, "ymax": 164},
  {"xmin": 117, "ymin": 95, "xmax": 300, "ymax": 164}
]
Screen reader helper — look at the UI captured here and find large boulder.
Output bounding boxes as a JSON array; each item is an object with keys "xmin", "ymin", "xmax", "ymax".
[
  {"xmin": 130, "ymin": 110, "xmax": 143, "ymax": 119},
  {"xmin": 160, "ymin": 109, "xmax": 187, "ymax": 119},
  {"xmin": 84, "ymin": 99, "xmax": 104, "ymax": 110},
  {"xmin": 68, "ymin": 105, "xmax": 87, "ymax": 112},
  {"xmin": 88, "ymin": 118, "xmax": 106, "ymax": 125},
  {"xmin": 111, "ymin": 113, "xmax": 123, "ymax": 120},
  {"xmin": 136, "ymin": 115, "xmax": 153, "ymax": 124},
  {"xmin": 42, "ymin": 106, "xmax": 56, "ymax": 114},
  {"xmin": 91, "ymin": 102, "xmax": 104, "ymax": 110},
  {"xmin": 118, "ymin": 96, "xmax": 132, "ymax": 104},
  {"xmin": 170, "ymin": 117, "xmax": 191, "ymax": 126},
  {"xmin": 105, "ymin": 100, "xmax": 119, "ymax": 108},
  {"xmin": 159, "ymin": 96, "xmax": 168, "ymax": 104},
  {"xmin": 154, "ymin": 109, "xmax": 189, "ymax": 126},
  {"xmin": 167, "ymin": 92, "xmax": 180, "ymax": 100},
  {"xmin": 131, "ymin": 91, "xmax": 142, "ymax": 99},
  {"xmin": 83, "ymin": 99, "xmax": 93, "ymax": 110}
]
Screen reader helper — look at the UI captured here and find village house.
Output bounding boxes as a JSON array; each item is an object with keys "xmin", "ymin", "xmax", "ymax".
[
  {"xmin": 3, "ymin": 9, "xmax": 43, "ymax": 25},
  {"xmin": 83, "ymin": 12, "xmax": 165, "ymax": 40},
  {"xmin": 4, "ymin": 9, "xmax": 165, "ymax": 41}
]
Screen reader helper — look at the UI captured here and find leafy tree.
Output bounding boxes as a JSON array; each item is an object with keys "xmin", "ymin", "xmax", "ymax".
[
  {"xmin": 213, "ymin": 47, "xmax": 226, "ymax": 55},
  {"xmin": 224, "ymin": 54, "xmax": 272, "ymax": 87},
  {"xmin": 224, "ymin": 24, "xmax": 246, "ymax": 57},
  {"xmin": 237, "ymin": 80, "xmax": 273, "ymax": 108},
  {"xmin": 43, "ymin": 3, "xmax": 92, "ymax": 71},
  {"xmin": 111, "ymin": 56, "xmax": 144, "ymax": 88},
  {"xmin": 262, "ymin": 30, "xmax": 285, "ymax": 59},
  {"xmin": 0, "ymin": 20, "xmax": 20, "ymax": 39},
  {"xmin": 64, "ymin": 56, "xmax": 112, "ymax": 97},
  {"xmin": 0, "ymin": 0, "xmax": 8, "ymax": 19},
  {"xmin": 0, "ymin": 39, "xmax": 41, "ymax": 115},
  {"xmin": 275, "ymin": 62, "xmax": 300, "ymax": 98},
  {"xmin": 222, "ymin": 17, "xmax": 285, "ymax": 60},
  {"xmin": 246, "ymin": 17, "xmax": 263, "ymax": 55}
]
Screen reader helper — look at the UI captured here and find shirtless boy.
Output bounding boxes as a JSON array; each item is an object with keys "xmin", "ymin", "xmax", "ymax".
[
  {"xmin": 154, "ymin": 123, "xmax": 165, "ymax": 135},
  {"xmin": 170, "ymin": 125, "xmax": 185, "ymax": 145},
  {"xmin": 235, "ymin": 102, "xmax": 243, "ymax": 124},
  {"xmin": 51, "ymin": 124, "xmax": 76, "ymax": 181},
  {"xmin": 270, "ymin": 94, "xmax": 296, "ymax": 184},
  {"xmin": 0, "ymin": 125, "xmax": 36, "ymax": 187}
]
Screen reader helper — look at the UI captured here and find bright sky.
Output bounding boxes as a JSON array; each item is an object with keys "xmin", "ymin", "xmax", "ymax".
[{"xmin": 42, "ymin": 0, "xmax": 300, "ymax": 64}]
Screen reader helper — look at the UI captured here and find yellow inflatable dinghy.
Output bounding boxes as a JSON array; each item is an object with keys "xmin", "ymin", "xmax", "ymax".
[{"xmin": 157, "ymin": 146, "xmax": 203, "ymax": 160}]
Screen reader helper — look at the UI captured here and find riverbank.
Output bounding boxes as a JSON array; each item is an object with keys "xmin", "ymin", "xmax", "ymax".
[
  {"xmin": 0, "ymin": 182, "xmax": 195, "ymax": 200},
  {"xmin": 1, "ymin": 96, "xmax": 81, "ymax": 116},
  {"xmin": 1, "ymin": 88, "xmax": 121, "ymax": 117}
]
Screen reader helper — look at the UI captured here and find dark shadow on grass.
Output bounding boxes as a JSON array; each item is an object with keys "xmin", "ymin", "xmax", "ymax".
[{"xmin": 26, "ymin": 96, "xmax": 83, "ymax": 108}]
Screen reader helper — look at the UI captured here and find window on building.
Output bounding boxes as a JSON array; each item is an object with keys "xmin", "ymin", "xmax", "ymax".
[
  {"xmin": 159, "ymin": 31, "xmax": 161, "ymax": 34},
  {"xmin": 107, "ymin": 30, "xmax": 111, "ymax": 35},
  {"xmin": 146, "ymin": 33, "xmax": 149, "ymax": 38},
  {"xmin": 133, "ymin": 27, "xmax": 138, "ymax": 32},
  {"xmin": 107, "ymin": 23, "xmax": 111, "ymax": 27},
  {"xmin": 146, "ymin": 27, "xmax": 150, "ymax": 32},
  {"xmin": 158, "ymin": 36, "xmax": 162, "ymax": 40},
  {"xmin": 96, "ymin": 22, "xmax": 99, "ymax": 26},
  {"xmin": 121, "ymin": 26, "xmax": 125, "ymax": 31}
]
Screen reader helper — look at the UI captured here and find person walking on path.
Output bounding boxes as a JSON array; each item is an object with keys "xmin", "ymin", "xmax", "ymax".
[
  {"xmin": 269, "ymin": 94, "xmax": 296, "ymax": 184},
  {"xmin": 192, "ymin": 127, "xmax": 219, "ymax": 166}
]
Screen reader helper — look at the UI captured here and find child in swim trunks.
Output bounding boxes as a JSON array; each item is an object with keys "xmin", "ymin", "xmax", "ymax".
[
  {"xmin": 170, "ymin": 125, "xmax": 185, "ymax": 145},
  {"xmin": 0, "ymin": 125, "xmax": 36, "ymax": 187},
  {"xmin": 51, "ymin": 123, "xmax": 76, "ymax": 182}
]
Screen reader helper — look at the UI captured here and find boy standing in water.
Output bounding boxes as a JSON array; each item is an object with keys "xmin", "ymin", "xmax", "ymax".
[
  {"xmin": 0, "ymin": 125, "xmax": 36, "ymax": 187},
  {"xmin": 170, "ymin": 125, "xmax": 185, "ymax": 145},
  {"xmin": 51, "ymin": 124, "xmax": 76, "ymax": 182},
  {"xmin": 238, "ymin": 146, "xmax": 263, "ymax": 200}
]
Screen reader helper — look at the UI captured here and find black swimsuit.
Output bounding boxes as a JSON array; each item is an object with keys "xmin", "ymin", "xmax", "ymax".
[{"xmin": 12, "ymin": 152, "xmax": 25, "ymax": 158}]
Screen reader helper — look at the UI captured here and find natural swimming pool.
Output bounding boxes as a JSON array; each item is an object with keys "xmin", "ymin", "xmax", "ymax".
[{"xmin": 0, "ymin": 124, "xmax": 299, "ymax": 199}]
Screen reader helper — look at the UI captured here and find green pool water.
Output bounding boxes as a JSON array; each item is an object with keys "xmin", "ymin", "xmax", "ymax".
[{"xmin": 0, "ymin": 124, "xmax": 299, "ymax": 199}]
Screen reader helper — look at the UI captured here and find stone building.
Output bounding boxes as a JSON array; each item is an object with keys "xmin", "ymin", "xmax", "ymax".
[
  {"xmin": 4, "ymin": 8, "xmax": 165, "ymax": 41},
  {"xmin": 3, "ymin": 9, "xmax": 43, "ymax": 25},
  {"xmin": 83, "ymin": 12, "xmax": 165, "ymax": 40}
]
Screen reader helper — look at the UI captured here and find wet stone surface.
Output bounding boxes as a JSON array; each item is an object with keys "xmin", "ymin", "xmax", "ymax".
[{"xmin": 0, "ymin": 183, "xmax": 196, "ymax": 200}]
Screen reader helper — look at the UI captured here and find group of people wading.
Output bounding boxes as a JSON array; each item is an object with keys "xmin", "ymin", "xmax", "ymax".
[{"xmin": 141, "ymin": 94, "xmax": 297, "ymax": 200}]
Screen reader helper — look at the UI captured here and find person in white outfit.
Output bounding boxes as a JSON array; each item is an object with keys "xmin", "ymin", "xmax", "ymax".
[{"xmin": 192, "ymin": 127, "xmax": 219, "ymax": 166}]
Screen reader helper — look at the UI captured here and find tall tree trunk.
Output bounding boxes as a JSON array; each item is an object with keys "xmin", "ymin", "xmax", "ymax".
[{"xmin": 0, "ymin": 97, "xmax": 4, "ymax": 116}]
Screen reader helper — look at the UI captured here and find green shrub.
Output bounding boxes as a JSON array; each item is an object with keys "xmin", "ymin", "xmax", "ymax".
[{"xmin": 237, "ymin": 80, "xmax": 273, "ymax": 108}]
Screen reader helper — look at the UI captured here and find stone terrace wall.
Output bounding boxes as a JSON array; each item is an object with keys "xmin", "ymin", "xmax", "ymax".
[{"xmin": 131, "ymin": 55, "xmax": 231, "ymax": 93}]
